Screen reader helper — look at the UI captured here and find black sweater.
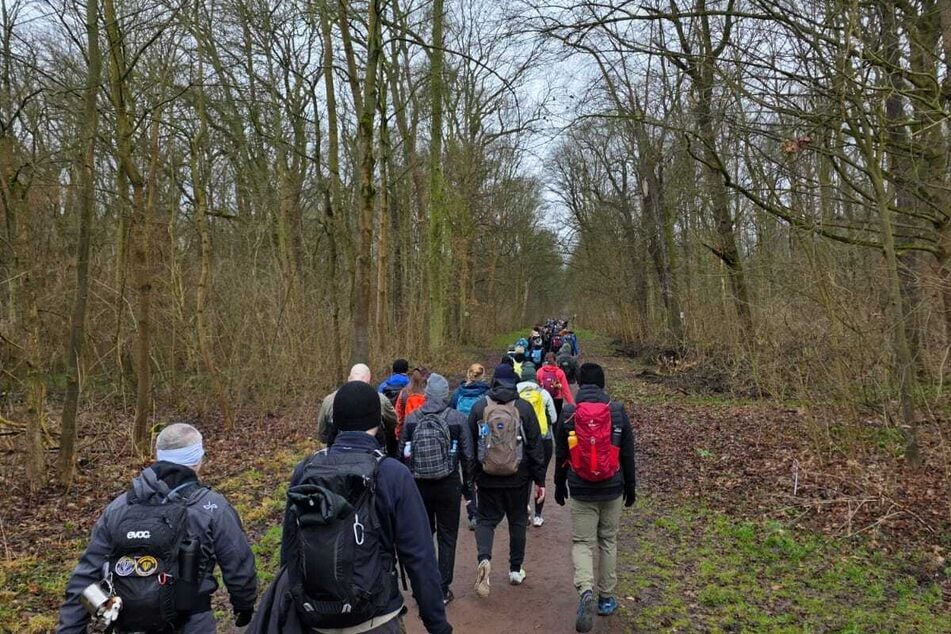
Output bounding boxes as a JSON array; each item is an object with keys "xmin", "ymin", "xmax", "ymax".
[{"xmin": 554, "ymin": 385, "xmax": 636, "ymax": 501}]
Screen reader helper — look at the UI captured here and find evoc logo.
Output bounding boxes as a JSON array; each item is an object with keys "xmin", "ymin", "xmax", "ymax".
[{"xmin": 126, "ymin": 530, "xmax": 151, "ymax": 539}]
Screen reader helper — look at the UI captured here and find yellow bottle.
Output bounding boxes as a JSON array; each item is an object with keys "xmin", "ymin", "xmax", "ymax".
[{"xmin": 568, "ymin": 430, "xmax": 578, "ymax": 450}]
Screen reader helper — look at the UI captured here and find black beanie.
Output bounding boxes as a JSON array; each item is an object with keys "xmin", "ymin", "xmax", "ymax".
[
  {"xmin": 578, "ymin": 363, "xmax": 605, "ymax": 388},
  {"xmin": 333, "ymin": 381, "xmax": 382, "ymax": 432},
  {"xmin": 393, "ymin": 358, "xmax": 409, "ymax": 374}
]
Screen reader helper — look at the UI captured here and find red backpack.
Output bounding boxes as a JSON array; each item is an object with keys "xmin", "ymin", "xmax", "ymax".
[
  {"xmin": 396, "ymin": 391, "xmax": 426, "ymax": 438},
  {"xmin": 567, "ymin": 402, "xmax": 620, "ymax": 482}
]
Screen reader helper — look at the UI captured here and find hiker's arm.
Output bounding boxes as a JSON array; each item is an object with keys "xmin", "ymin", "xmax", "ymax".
[
  {"xmin": 211, "ymin": 495, "xmax": 258, "ymax": 613},
  {"xmin": 456, "ymin": 414, "xmax": 475, "ymax": 486},
  {"xmin": 391, "ymin": 469, "xmax": 452, "ymax": 633},
  {"xmin": 553, "ymin": 405, "xmax": 573, "ymax": 498},
  {"xmin": 543, "ymin": 391, "xmax": 557, "ymax": 431},
  {"xmin": 522, "ymin": 404, "xmax": 546, "ymax": 488},
  {"xmin": 316, "ymin": 394, "xmax": 333, "ymax": 445},
  {"xmin": 280, "ymin": 459, "xmax": 308, "ymax": 567},
  {"xmin": 561, "ymin": 370, "xmax": 576, "ymax": 404},
  {"xmin": 381, "ymin": 396, "xmax": 399, "ymax": 457},
  {"xmin": 57, "ymin": 510, "xmax": 112, "ymax": 634},
  {"xmin": 618, "ymin": 405, "xmax": 637, "ymax": 501},
  {"xmin": 449, "ymin": 388, "xmax": 459, "ymax": 409}
]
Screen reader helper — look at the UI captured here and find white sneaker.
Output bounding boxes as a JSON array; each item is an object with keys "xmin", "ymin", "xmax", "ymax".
[
  {"xmin": 475, "ymin": 559, "xmax": 491, "ymax": 598},
  {"xmin": 509, "ymin": 568, "xmax": 526, "ymax": 585},
  {"xmin": 532, "ymin": 515, "xmax": 544, "ymax": 527}
]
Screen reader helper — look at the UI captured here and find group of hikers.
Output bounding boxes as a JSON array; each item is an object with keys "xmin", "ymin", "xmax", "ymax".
[{"xmin": 57, "ymin": 320, "xmax": 637, "ymax": 634}]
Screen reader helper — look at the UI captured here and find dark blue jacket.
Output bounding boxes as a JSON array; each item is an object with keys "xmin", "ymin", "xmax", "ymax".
[
  {"xmin": 58, "ymin": 462, "xmax": 257, "ymax": 633},
  {"xmin": 281, "ymin": 432, "xmax": 451, "ymax": 634}
]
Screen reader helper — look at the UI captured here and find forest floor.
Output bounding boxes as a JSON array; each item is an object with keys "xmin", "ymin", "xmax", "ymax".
[{"xmin": 1, "ymin": 331, "xmax": 949, "ymax": 632}]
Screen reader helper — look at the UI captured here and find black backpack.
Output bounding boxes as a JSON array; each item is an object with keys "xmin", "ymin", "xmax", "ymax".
[
  {"xmin": 286, "ymin": 450, "xmax": 393, "ymax": 628},
  {"xmin": 381, "ymin": 384, "xmax": 402, "ymax": 406},
  {"xmin": 410, "ymin": 411, "xmax": 455, "ymax": 480},
  {"xmin": 106, "ymin": 482, "xmax": 202, "ymax": 632}
]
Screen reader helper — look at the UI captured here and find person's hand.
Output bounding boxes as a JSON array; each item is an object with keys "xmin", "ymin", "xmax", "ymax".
[
  {"xmin": 624, "ymin": 486, "xmax": 636, "ymax": 508},
  {"xmin": 461, "ymin": 482, "xmax": 472, "ymax": 500},
  {"xmin": 234, "ymin": 608, "xmax": 254, "ymax": 627},
  {"xmin": 555, "ymin": 482, "xmax": 568, "ymax": 506},
  {"xmin": 535, "ymin": 486, "xmax": 546, "ymax": 503}
]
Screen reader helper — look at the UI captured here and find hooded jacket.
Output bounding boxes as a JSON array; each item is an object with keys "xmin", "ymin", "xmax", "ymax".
[
  {"xmin": 377, "ymin": 373, "xmax": 410, "ymax": 395},
  {"xmin": 554, "ymin": 385, "xmax": 636, "ymax": 502},
  {"xmin": 277, "ymin": 432, "xmax": 451, "ymax": 634},
  {"xmin": 449, "ymin": 380, "xmax": 490, "ymax": 410},
  {"xmin": 400, "ymin": 398, "xmax": 474, "ymax": 486},
  {"xmin": 466, "ymin": 383, "xmax": 546, "ymax": 489},
  {"xmin": 57, "ymin": 462, "xmax": 257, "ymax": 634},
  {"xmin": 536, "ymin": 363, "xmax": 575, "ymax": 403},
  {"xmin": 515, "ymin": 380, "xmax": 557, "ymax": 439}
]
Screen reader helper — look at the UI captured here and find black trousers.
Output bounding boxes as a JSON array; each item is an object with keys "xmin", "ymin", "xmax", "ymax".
[
  {"xmin": 415, "ymin": 475, "xmax": 462, "ymax": 594},
  {"xmin": 534, "ymin": 438, "xmax": 554, "ymax": 516},
  {"xmin": 475, "ymin": 483, "xmax": 532, "ymax": 572}
]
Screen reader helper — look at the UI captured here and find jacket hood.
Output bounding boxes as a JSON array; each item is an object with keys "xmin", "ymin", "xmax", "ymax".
[
  {"xmin": 328, "ymin": 430, "xmax": 383, "ymax": 453},
  {"xmin": 130, "ymin": 462, "xmax": 200, "ymax": 504},
  {"xmin": 487, "ymin": 384, "xmax": 518, "ymax": 403},
  {"xmin": 379, "ymin": 374, "xmax": 409, "ymax": 390},
  {"xmin": 458, "ymin": 381, "xmax": 490, "ymax": 396},
  {"xmin": 575, "ymin": 384, "xmax": 609, "ymax": 404}
]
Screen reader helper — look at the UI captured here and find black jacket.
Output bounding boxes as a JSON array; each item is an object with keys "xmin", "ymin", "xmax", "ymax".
[
  {"xmin": 554, "ymin": 385, "xmax": 636, "ymax": 501},
  {"xmin": 466, "ymin": 383, "xmax": 546, "ymax": 489},
  {"xmin": 58, "ymin": 462, "xmax": 257, "ymax": 633}
]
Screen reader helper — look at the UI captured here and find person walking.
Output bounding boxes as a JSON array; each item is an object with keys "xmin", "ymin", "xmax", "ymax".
[
  {"xmin": 57, "ymin": 423, "xmax": 257, "ymax": 633},
  {"xmin": 396, "ymin": 367, "xmax": 428, "ymax": 433},
  {"xmin": 554, "ymin": 363, "xmax": 636, "ymax": 633},
  {"xmin": 537, "ymin": 352, "xmax": 575, "ymax": 419},
  {"xmin": 251, "ymin": 381, "xmax": 452, "ymax": 634},
  {"xmin": 400, "ymin": 373, "xmax": 473, "ymax": 604},
  {"xmin": 318, "ymin": 363, "xmax": 399, "ymax": 457},
  {"xmin": 449, "ymin": 363, "xmax": 491, "ymax": 529},
  {"xmin": 378, "ymin": 358, "xmax": 411, "ymax": 402},
  {"xmin": 516, "ymin": 363, "xmax": 557, "ymax": 527},
  {"xmin": 467, "ymin": 364, "xmax": 546, "ymax": 598}
]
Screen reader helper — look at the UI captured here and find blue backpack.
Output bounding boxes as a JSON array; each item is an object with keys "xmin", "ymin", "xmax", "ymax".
[{"xmin": 455, "ymin": 383, "xmax": 488, "ymax": 417}]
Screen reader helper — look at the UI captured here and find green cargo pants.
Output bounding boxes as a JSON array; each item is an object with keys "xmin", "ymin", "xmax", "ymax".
[{"xmin": 570, "ymin": 495, "xmax": 624, "ymax": 598}]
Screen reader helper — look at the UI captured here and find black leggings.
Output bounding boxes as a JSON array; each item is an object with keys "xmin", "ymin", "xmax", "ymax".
[{"xmin": 535, "ymin": 438, "xmax": 554, "ymax": 516}]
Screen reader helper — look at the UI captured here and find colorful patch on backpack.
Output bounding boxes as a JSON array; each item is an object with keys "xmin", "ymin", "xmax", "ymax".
[
  {"xmin": 115, "ymin": 556, "xmax": 136, "ymax": 577},
  {"xmin": 496, "ymin": 422, "xmax": 505, "ymax": 430},
  {"xmin": 135, "ymin": 555, "xmax": 158, "ymax": 576}
]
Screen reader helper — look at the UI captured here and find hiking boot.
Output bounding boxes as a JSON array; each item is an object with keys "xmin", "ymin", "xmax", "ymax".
[
  {"xmin": 443, "ymin": 590, "xmax": 455, "ymax": 605},
  {"xmin": 532, "ymin": 515, "xmax": 544, "ymax": 527},
  {"xmin": 509, "ymin": 568, "xmax": 526, "ymax": 585},
  {"xmin": 597, "ymin": 595, "xmax": 618, "ymax": 616},
  {"xmin": 474, "ymin": 559, "xmax": 491, "ymax": 598},
  {"xmin": 576, "ymin": 590, "xmax": 594, "ymax": 632}
]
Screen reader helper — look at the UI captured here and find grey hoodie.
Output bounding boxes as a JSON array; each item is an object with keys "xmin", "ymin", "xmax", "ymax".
[{"xmin": 57, "ymin": 462, "xmax": 257, "ymax": 633}]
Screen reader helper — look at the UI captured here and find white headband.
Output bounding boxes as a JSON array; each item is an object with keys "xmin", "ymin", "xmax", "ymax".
[{"xmin": 156, "ymin": 441, "xmax": 204, "ymax": 466}]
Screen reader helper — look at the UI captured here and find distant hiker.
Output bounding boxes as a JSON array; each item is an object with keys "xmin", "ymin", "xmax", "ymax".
[
  {"xmin": 58, "ymin": 423, "xmax": 257, "ymax": 634},
  {"xmin": 450, "ymin": 363, "xmax": 491, "ymax": 530},
  {"xmin": 565, "ymin": 330, "xmax": 579, "ymax": 356},
  {"xmin": 554, "ymin": 363, "xmax": 636, "ymax": 633},
  {"xmin": 557, "ymin": 341, "xmax": 579, "ymax": 384},
  {"xmin": 400, "ymin": 373, "xmax": 474, "ymax": 604},
  {"xmin": 378, "ymin": 358, "xmax": 411, "ymax": 403},
  {"xmin": 396, "ymin": 367, "xmax": 428, "ymax": 434},
  {"xmin": 468, "ymin": 364, "xmax": 546, "ymax": 598},
  {"xmin": 516, "ymin": 363, "xmax": 557, "ymax": 527},
  {"xmin": 537, "ymin": 352, "xmax": 576, "ymax": 418},
  {"xmin": 318, "ymin": 363, "xmax": 399, "ymax": 458},
  {"xmin": 250, "ymin": 381, "xmax": 452, "ymax": 634},
  {"xmin": 512, "ymin": 350, "xmax": 526, "ymax": 378}
]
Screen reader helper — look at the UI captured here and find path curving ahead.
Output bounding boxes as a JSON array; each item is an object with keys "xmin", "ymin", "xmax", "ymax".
[{"xmin": 403, "ymin": 459, "xmax": 628, "ymax": 634}]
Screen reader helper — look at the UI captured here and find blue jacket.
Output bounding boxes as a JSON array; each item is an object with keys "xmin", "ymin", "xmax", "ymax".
[
  {"xmin": 57, "ymin": 462, "xmax": 257, "ymax": 633},
  {"xmin": 281, "ymin": 432, "xmax": 451, "ymax": 634},
  {"xmin": 449, "ymin": 380, "xmax": 490, "ymax": 410},
  {"xmin": 378, "ymin": 373, "xmax": 410, "ymax": 394}
]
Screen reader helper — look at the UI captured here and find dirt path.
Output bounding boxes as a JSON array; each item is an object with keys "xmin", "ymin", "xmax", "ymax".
[{"xmin": 404, "ymin": 456, "xmax": 627, "ymax": 634}]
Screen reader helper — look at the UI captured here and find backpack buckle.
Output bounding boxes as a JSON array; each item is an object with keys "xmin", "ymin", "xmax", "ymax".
[{"xmin": 157, "ymin": 572, "xmax": 170, "ymax": 586}]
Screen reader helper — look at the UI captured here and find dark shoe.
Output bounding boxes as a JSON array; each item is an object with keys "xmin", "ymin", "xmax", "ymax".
[
  {"xmin": 597, "ymin": 595, "xmax": 618, "ymax": 616},
  {"xmin": 443, "ymin": 590, "xmax": 455, "ymax": 605},
  {"xmin": 576, "ymin": 590, "xmax": 594, "ymax": 632}
]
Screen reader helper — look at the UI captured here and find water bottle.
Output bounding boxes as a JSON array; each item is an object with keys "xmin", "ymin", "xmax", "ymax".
[
  {"xmin": 450, "ymin": 439, "xmax": 458, "ymax": 459},
  {"xmin": 403, "ymin": 441, "xmax": 412, "ymax": 459}
]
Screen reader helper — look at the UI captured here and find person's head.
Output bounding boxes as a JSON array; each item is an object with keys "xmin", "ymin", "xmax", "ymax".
[
  {"xmin": 425, "ymin": 372, "xmax": 450, "ymax": 405},
  {"xmin": 514, "ymin": 351, "xmax": 525, "ymax": 363},
  {"xmin": 348, "ymin": 363, "xmax": 372, "ymax": 384},
  {"xmin": 156, "ymin": 422, "xmax": 204, "ymax": 472},
  {"xmin": 392, "ymin": 358, "xmax": 409, "ymax": 375},
  {"xmin": 544, "ymin": 352, "xmax": 556, "ymax": 365},
  {"xmin": 500, "ymin": 355, "xmax": 515, "ymax": 368},
  {"xmin": 466, "ymin": 363, "xmax": 485, "ymax": 383},
  {"xmin": 521, "ymin": 362, "xmax": 537, "ymax": 383},
  {"xmin": 577, "ymin": 363, "xmax": 605, "ymax": 389},
  {"xmin": 492, "ymin": 363, "xmax": 519, "ymax": 389},
  {"xmin": 333, "ymin": 381, "xmax": 382, "ymax": 436},
  {"xmin": 408, "ymin": 367, "xmax": 428, "ymax": 393}
]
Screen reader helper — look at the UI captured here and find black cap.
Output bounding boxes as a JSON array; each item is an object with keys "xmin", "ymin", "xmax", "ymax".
[
  {"xmin": 333, "ymin": 381, "xmax": 382, "ymax": 432},
  {"xmin": 578, "ymin": 363, "xmax": 605, "ymax": 388}
]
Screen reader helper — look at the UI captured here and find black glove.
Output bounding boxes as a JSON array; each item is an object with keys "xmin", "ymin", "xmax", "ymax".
[
  {"xmin": 555, "ymin": 482, "xmax": 568, "ymax": 506},
  {"xmin": 623, "ymin": 486, "xmax": 636, "ymax": 508},
  {"xmin": 234, "ymin": 608, "xmax": 254, "ymax": 627},
  {"xmin": 461, "ymin": 481, "xmax": 472, "ymax": 500}
]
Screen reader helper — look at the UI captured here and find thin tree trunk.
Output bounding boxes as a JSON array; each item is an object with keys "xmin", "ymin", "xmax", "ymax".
[
  {"xmin": 426, "ymin": 0, "xmax": 447, "ymax": 351},
  {"xmin": 59, "ymin": 0, "xmax": 101, "ymax": 486}
]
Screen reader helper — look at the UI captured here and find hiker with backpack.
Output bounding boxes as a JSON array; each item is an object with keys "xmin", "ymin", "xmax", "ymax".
[
  {"xmin": 557, "ymin": 341, "xmax": 579, "ymax": 385},
  {"xmin": 58, "ymin": 423, "xmax": 257, "ymax": 634},
  {"xmin": 319, "ymin": 363, "xmax": 399, "ymax": 457},
  {"xmin": 554, "ymin": 363, "xmax": 636, "ymax": 633},
  {"xmin": 396, "ymin": 367, "xmax": 428, "ymax": 433},
  {"xmin": 450, "ymin": 363, "xmax": 491, "ymax": 530},
  {"xmin": 537, "ymin": 352, "xmax": 576, "ymax": 419},
  {"xmin": 378, "ymin": 358, "xmax": 411, "ymax": 402},
  {"xmin": 251, "ymin": 381, "xmax": 452, "ymax": 634},
  {"xmin": 400, "ymin": 373, "xmax": 474, "ymax": 604},
  {"xmin": 467, "ymin": 364, "xmax": 546, "ymax": 598},
  {"xmin": 516, "ymin": 363, "xmax": 558, "ymax": 527}
]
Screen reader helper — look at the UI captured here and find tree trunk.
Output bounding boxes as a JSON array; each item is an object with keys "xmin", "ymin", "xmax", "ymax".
[
  {"xmin": 426, "ymin": 0, "xmax": 447, "ymax": 351},
  {"xmin": 59, "ymin": 0, "xmax": 101, "ymax": 486}
]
